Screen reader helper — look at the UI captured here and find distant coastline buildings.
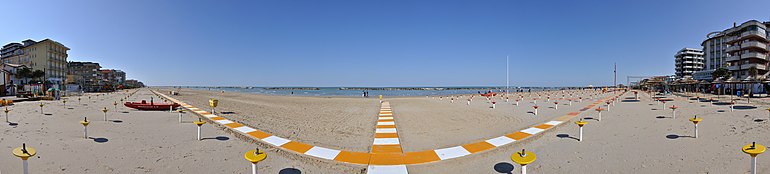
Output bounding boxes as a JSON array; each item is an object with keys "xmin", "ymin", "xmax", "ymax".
[{"xmin": 0, "ymin": 38, "xmax": 143, "ymax": 96}]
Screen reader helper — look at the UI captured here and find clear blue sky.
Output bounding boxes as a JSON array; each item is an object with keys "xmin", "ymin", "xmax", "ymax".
[{"xmin": 1, "ymin": 0, "xmax": 768, "ymax": 87}]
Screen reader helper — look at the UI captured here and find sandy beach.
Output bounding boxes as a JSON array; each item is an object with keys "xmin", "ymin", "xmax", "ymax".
[
  {"xmin": 2, "ymin": 88, "xmax": 768, "ymax": 174},
  {"xmin": 0, "ymin": 89, "xmax": 362, "ymax": 174}
]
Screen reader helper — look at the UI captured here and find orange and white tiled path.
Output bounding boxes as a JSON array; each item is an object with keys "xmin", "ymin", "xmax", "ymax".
[{"xmin": 368, "ymin": 101, "xmax": 408, "ymax": 173}]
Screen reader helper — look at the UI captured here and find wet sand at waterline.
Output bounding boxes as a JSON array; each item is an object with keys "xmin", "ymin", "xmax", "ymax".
[{"xmin": 0, "ymin": 89, "xmax": 360, "ymax": 174}]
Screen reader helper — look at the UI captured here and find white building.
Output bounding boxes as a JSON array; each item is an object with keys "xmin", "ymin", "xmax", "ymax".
[{"xmin": 674, "ymin": 48, "xmax": 704, "ymax": 78}]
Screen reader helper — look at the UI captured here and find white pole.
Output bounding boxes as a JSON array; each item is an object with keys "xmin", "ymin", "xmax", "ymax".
[
  {"xmin": 23, "ymin": 159, "xmax": 29, "ymax": 174},
  {"xmin": 104, "ymin": 112, "xmax": 107, "ymax": 121},
  {"xmin": 521, "ymin": 164, "xmax": 527, "ymax": 174},
  {"xmin": 84, "ymin": 126, "xmax": 88, "ymax": 139},
  {"xmin": 579, "ymin": 126, "xmax": 583, "ymax": 142},
  {"xmin": 673, "ymin": 110, "xmax": 676, "ymax": 119},
  {"xmin": 694, "ymin": 124, "xmax": 698, "ymax": 138},
  {"xmin": 507, "ymin": 55, "xmax": 509, "ymax": 97},
  {"xmin": 751, "ymin": 156, "xmax": 757, "ymax": 174},
  {"xmin": 179, "ymin": 113, "xmax": 183, "ymax": 123},
  {"xmin": 252, "ymin": 163, "xmax": 257, "ymax": 174},
  {"xmin": 197, "ymin": 126, "xmax": 202, "ymax": 141}
]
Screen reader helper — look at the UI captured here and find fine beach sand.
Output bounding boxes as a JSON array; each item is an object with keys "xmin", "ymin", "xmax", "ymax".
[
  {"xmin": 155, "ymin": 88, "xmax": 381, "ymax": 152},
  {"xmin": 407, "ymin": 91, "xmax": 770, "ymax": 173},
  {"xmin": 389, "ymin": 92, "xmax": 600, "ymax": 152},
  {"xmin": 3, "ymin": 88, "xmax": 769, "ymax": 173},
  {"xmin": 0, "ymin": 89, "xmax": 362, "ymax": 174}
]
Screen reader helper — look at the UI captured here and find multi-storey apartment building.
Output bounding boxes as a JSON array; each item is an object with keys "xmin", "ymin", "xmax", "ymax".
[
  {"xmin": 693, "ymin": 32, "xmax": 729, "ymax": 81},
  {"xmin": 723, "ymin": 20, "xmax": 770, "ymax": 79},
  {"xmin": 99, "ymin": 69, "xmax": 126, "ymax": 90},
  {"xmin": 675, "ymin": 48, "xmax": 705, "ymax": 78},
  {"xmin": 693, "ymin": 20, "xmax": 770, "ymax": 81},
  {"xmin": 67, "ymin": 61, "xmax": 102, "ymax": 92},
  {"xmin": 0, "ymin": 39, "xmax": 69, "ymax": 85}
]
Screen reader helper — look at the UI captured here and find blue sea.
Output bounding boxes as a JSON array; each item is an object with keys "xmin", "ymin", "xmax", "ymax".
[{"xmin": 177, "ymin": 87, "xmax": 559, "ymax": 97}]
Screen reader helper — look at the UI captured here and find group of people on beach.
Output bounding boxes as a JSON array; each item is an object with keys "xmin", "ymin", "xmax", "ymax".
[{"xmin": 362, "ymin": 90, "xmax": 369, "ymax": 98}]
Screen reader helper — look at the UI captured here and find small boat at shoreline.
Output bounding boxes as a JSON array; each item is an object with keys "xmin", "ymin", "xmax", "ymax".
[{"xmin": 124, "ymin": 100, "xmax": 180, "ymax": 110}]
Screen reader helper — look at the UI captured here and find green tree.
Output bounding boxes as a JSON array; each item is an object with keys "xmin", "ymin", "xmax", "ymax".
[
  {"xmin": 15, "ymin": 67, "xmax": 32, "ymax": 85},
  {"xmin": 748, "ymin": 66, "xmax": 758, "ymax": 78},
  {"xmin": 31, "ymin": 70, "xmax": 45, "ymax": 83},
  {"xmin": 712, "ymin": 68, "xmax": 731, "ymax": 80}
]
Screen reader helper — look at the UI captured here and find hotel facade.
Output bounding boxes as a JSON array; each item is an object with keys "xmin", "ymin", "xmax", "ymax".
[
  {"xmin": 0, "ymin": 39, "xmax": 69, "ymax": 85},
  {"xmin": 693, "ymin": 20, "xmax": 770, "ymax": 81}
]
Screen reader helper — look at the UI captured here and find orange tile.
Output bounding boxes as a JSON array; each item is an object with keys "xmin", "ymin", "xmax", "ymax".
[
  {"xmin": 534, "ymin": 124, "xmax": 553, "ymax": 129},
  {"xmin": 372, "ymin": 145, "xmax": 402, "ymax": 153},
  {"xmin": 567, "ymin": 112, "xmax": 580, "ymax": 116},
  {"xmin": 334, "ymin": 151, "xmax": 371, "ymax": 164},
  {"xmin": 554, "ymin": 115, "xmax": 573, "ymax": 121},
  {"xmin": 461, "ymin": 141, "xmax": 495, "ymax": 153},
  {"xmin": 200, "ymin": 111, "xmax": 211, "ymax": 115},
  {"xmin": 210, "ymin": 117, "xmax": 226, "ymax": 120},
  {"xmin": 224, "ymin": 123, "xmax": 243, "ymax": 128},
  {"xmin": 377, "ymin": 125, "xmax": 396, "ymax": 128},
  {"xmin": 505, "ymin": 132, "xmax": 532, "ymax": 140},
  {"xmin": 403, "ymin": 150, "xmax": 441, "ymax": 164},
  {"xmin": 281, "ymin": 141, "xmax": 314, "ymax": 153},
  {"xmin": 247, "ymin": 130, "xmax": 272, "ymax": 139},
  {"xmin": 369, "ymin": 153, "xmax": 405, "ymax": 165},
  {"xmin": 375, "ymin": 133, "xmax": 399, "ymax": 138}
]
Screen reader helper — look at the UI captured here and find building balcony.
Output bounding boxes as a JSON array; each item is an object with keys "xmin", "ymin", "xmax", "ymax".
[
  {"xmin": 725, "ymin": 36, "xmax": 740, "ymax": 43},
  {"xmin": 741, "ymin": 30, "xmax": 767, "ymax": 40},
  {"xmin": 742, "ymin": 41, "xmax": 769, "ymax": 50},
  {"xmin": 726, "ymin": 55, "xmax": 741, "ymax": 62},
  {"xmin": 742, "ymin": 52, "xmax": 768, "ymax": 60},
  {"xmin": 728, "ymin": 64, "xmax": 768, "ymax": 71},
  {"xmin": 726, "ymin": 45, "xmax": 741, "ymax": 52}
]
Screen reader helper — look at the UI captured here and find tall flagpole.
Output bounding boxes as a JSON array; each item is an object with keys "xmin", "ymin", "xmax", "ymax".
[{"xmin": 507, "ymin": 55, "xmax": 510, "ymax": 95}]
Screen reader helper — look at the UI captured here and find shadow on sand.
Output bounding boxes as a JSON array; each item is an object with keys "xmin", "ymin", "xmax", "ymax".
[{"xmin": 494, "ymin": 162, "xmax": 515, "ymax": 174}]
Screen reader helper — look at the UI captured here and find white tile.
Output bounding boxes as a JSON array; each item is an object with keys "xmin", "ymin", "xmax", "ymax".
[
  {"xmin": 485, "ymin": 136, "xmax": 516, "ymax": 147},
  {"xmin": 377, "ymin": 121, "xmax": 395, "ymax": 126},
  {"xmin": 304, "ymin": 147, "xmax": 341, "ymax": 160},
  {"xmin": 520, "ymin": 127, "xmax": 544, "ymax": 135},
  {"xmin": 373, "ymin": 138, "xmax": 400, "ymax": 145},
  {"xmin": 544, "ymin": 121, "xmax": 563, "ymax": 126},
  {"xmin": 262, "ymin": 136, "xmax": 290, "ymax": 146},
  {"xmin": 434, "ymin": 146, "xmax": 471, "ymax": 160},
  {"xmin": 215, "ymin": 120, "xmax": 234, "ymax": 124},
  {"xmin": 378, "ymin": 117, "xmax": 394, "ymax": 120},
  {"xmin": 203, "ymin": 114, "xmax": 217, "ymax": 118},
  {"xmin": 375, "ymin": 128, "xmax": 397, "ymax": 133},
  {"xmin": 367, "ymin": 165, "xmax": 408, "ymax": 174},
  {"xmin": 233, "ymin": 126, "xmax": 257, "ymax": 133}
]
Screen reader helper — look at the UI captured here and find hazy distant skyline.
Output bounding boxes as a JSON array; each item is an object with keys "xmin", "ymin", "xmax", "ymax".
[{"xmin": 1, "ymin": 0, "xmax": 769, "ymax": 87}]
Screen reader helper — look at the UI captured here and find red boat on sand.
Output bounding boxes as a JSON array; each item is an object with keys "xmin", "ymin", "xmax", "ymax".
[{"xmin": 124, "ymin": 100, "xmax": 181, "ymax": 110}]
